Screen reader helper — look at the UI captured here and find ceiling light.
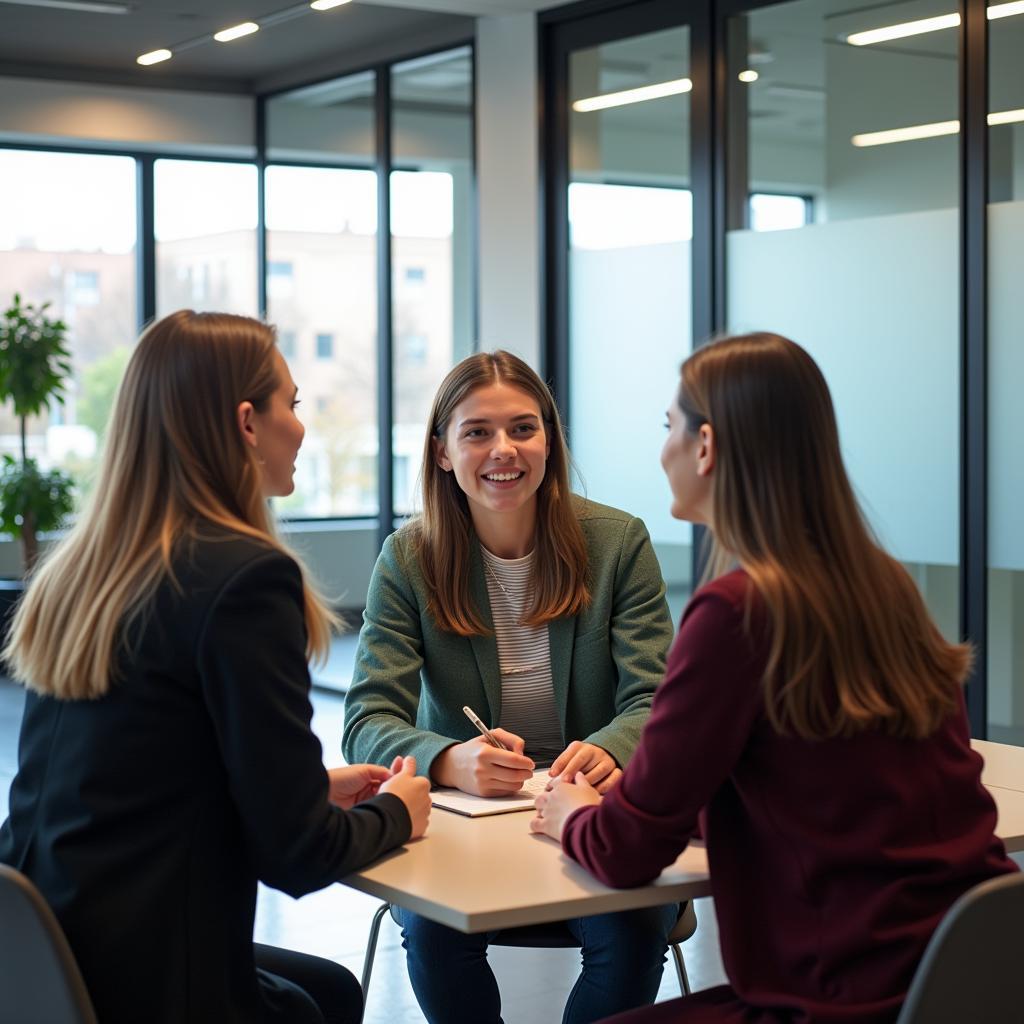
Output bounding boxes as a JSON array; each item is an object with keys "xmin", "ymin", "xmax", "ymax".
[
  {"xmin": 738, "ymin": 70, "xmax": 759, "ymax": 83},
  {"xmin": 846, "ymin": 13, "xmax": 959, "ymax": 46},
  {"xmin": 852, "ymin": 120, "xmax": 959, "ymax": 146},
  {"xmin": 852, "ymin": 108, "xmax": 1024, "ymax": 147},
  {"xmin": 310, "ymin": 0, "xmax": 352, "ymax": 9},
  {"xmin": 137, "ymin": 49, "xmax": 172, "ymax": 66},
  {"xmin": 846, "ymin": 2, "xmax": 1024, "ymax": 46},
  {"xmin": 988, "ymin": 0, "xmax": 1024, "ymax": 18},
  {"xmin": 214, "ymin": 22, "xmax": 259, "ymax": 43},
  {"xmin": 987, "ymin": 107, "xmax": 1024, "ymax": 126},
  {"xmin": 0, "ymin": 0, "xmax": 129, "ymax": 11},
  {"xmin": 573, "ymin": 78, "xmax": 692, "ymax": 113}
]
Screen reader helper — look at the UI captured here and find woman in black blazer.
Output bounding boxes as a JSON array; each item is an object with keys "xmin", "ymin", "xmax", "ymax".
[{"xmin": 0, "ymin": 310, "xmax": 431, "ymax": 1024}]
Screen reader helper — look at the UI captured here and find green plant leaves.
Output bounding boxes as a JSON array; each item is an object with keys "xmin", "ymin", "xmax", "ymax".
[
  {"xmin": 0, "ymin": 455, "xmax": 74, "ymax": 538},
  {"xmin": 0, "ymin": 293, "xmax": 72, "ymax": 419}
]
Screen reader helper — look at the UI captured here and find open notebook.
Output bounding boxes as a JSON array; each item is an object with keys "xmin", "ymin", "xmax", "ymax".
[{"xmin": 431, "ymin": 769, "xmax": 553, "ymax": 817}]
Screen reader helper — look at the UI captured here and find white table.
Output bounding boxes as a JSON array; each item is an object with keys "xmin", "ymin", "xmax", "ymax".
[{"xmin": 343, "ymin": 739, "xmax": 1024, "ymax": 933}]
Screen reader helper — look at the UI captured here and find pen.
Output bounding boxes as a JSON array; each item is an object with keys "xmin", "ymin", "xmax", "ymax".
[{"xmin": 462, "ymin": 705, "xmax": 510, "ymax": 751}]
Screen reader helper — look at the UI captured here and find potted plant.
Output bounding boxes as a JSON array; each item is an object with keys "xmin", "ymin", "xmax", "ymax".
[{"xmin": 0, "ymin": 293, "xmax": 75, "ymax": 576}]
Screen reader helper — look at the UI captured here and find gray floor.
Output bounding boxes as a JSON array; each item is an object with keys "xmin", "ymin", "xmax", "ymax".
[{"xmin": 0, "ymin": 657, "xmax": 728, "ymax": 1024}]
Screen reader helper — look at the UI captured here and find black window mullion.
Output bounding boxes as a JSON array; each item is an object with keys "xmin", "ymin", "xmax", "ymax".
[
  {"xmin": 376, "ymin": 66, "xmax": 395, "ymax": 551},
  {"xmin": 136, "ymin": 155, "xmax": 156, "ymax": 331},
  {"xmin": 256, "ymin": 95, "xmax": 268, "ymax": 320},
  {"xmin": 960, "ymin": 0, "xmax": 989, "ymax": 736}
]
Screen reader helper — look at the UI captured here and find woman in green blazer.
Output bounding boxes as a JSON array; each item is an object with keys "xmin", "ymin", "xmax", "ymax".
[{"xmin": 343, "ymin": 350, "xmax": 677, "ymax": 1024}]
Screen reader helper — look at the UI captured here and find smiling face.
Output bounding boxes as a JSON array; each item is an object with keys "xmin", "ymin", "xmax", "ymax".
[
  {"xmin": 433, "ymin": 381, "xmax": 550, "ymax": 534},
  {"xmin": 250, "ymin": 349, "xmax": 305, "ymax": 498}
]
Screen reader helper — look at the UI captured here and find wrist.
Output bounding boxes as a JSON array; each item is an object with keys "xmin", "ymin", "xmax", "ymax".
[{"xmin": 430, "ymin": 744, "xmax": 458, "ymax": 787}]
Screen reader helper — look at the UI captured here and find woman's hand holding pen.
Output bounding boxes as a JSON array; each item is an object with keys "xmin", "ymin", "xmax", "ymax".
[
  {"xmin": 548, "ymin": 741, "xmax": 621, "ymax": 794},
  {"xmin": 530, "ymin": 771, "xmax": 602, "ymax": 841},
  {"xmin": 431, "ymin": 730, "xmax": 535, "ymax": 797}
]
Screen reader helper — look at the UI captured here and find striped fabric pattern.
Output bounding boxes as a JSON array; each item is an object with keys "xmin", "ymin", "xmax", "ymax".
[{"xmin": 481, "ymin": 547, "xmax": 564, "ymax": 766}]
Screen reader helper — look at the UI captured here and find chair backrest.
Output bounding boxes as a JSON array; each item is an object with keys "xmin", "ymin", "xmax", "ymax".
[
  {"xmin": 0, "ymin": 863, "xmax": 98, "ymax": 1024},
  {"xmin": 896, "ymin": 870, "xmax": 1024, "ymax": 1024}
]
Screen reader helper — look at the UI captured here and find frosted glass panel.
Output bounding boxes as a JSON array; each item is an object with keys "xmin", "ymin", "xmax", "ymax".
[
  {"xmin": 726, "ymin": 0, "xmax": 960, "ymax": 642},
  {"xmin": 987, "ymin": 4, "xmax": 1024, "ymax": 745},
  {"xmin": 727, "ymin": 209, "xmax": 958, "ymax": 567},
  {"xmin": 566, "ymin": 26, "xmax": 693, "ymax": 608}
]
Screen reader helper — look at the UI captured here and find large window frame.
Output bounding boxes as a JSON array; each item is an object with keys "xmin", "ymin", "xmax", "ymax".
[
  {"xmin": 540, "ymin": 0, "xmax": 991, "ymax": 735},
  {"xmin": 0, "ymin": 38, "xmax": 476, "ymax": 555}
]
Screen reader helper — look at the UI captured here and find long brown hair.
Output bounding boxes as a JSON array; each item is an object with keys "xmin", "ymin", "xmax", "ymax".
[
  {"xmin": 5, "ymin": 310, "xmax": 337, "ymax": 700},
  {"xmin": 680, "ymin": 332, "xmax": 968, "ymax": 739},
  {"xmin": 415, "ymin": 350, "xmax": 589, "ymax": 635}
]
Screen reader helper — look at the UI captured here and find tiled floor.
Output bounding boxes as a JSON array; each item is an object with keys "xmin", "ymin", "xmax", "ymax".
[{"xmin": 0, "ymin": 664, "xmax": 727, "ymax": 1024}]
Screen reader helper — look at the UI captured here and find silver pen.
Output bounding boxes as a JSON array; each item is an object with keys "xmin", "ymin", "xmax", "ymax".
[{"xmin": 462, "ymin": 705, "xmax": 510, "ymax": 751}]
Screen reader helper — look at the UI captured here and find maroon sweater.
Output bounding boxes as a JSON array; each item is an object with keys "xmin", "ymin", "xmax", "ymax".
[{"xmin": 563, "ymin": 570, "xmax": 1015, "ymax": 1023}]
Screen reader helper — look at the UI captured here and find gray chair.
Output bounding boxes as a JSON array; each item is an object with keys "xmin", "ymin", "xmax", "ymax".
[
  {"xmin": 896, "ymin": 871, "xmax": 1024, "ymax": 1023},
  {"xmin": 0, "ymin": 863, "xmax": 98, "ymax": 1024},
  {"xmin": 360, "ymin": 900, "xmax": 696, "ymax": 1020}
]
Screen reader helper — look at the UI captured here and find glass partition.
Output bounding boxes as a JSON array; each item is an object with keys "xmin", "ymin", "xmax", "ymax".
[
  {"xmin": 565, "ymin": 24, "xmax": 693, "ymax": 614},
  {"xmin": 724, "ymin": 0, "xmax": 960, "ymax": 640},
  {"xmin": 391, "ymin": 47, "xmax": 474, "ymax": 514},
  {"xmin": 987, "ymin": 1, "xmax": 1024, "ymax": 743}
]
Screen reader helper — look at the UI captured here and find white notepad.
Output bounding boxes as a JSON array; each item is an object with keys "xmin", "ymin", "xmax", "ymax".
[{"xmin": 431, "ymin": 769, "xmax": 553, "ymax": 817}]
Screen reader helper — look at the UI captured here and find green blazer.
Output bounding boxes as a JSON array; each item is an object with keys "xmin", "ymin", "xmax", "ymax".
[{"xmin": 342, "ymin": 498, "xmax": 674, "ymax": 778}]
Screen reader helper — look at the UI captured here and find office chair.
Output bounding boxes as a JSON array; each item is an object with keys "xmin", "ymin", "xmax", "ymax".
[
  {"xmin": 896, "ymin": 870, "xmax": 1024, "ymax": 1023},
  {"xmin": 0, "ymin": 864, "xmax": 98, "ymax": 1024},
  {"xmin": 359, "ymin": 899, "xmax": 696, "ymax": 1020}
]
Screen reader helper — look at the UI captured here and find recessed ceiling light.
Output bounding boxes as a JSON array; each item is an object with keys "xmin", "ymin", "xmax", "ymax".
[
  {"xmin": 573, "ymin": 78, "xmax": 692, "ymax": 113},
  {"xmin": 310, "ymin": 0, "xmax": 352, "ymax": 9},
  {"xmin": 738, "ymin": 70, "xmax": 759, "ymax": 83},
  {"xmin": 214, "ymin": 22, "xmax": 259, "ymax": 43},
  {"xmin": 137, "ymin": 49, "xmax": 172, "ymax": 66},
  {"xmin": 851, "ymin": 109, "xmax": 1024, "ymax": 147},
  {"xmin": 846, "ymin": 1, "xmax": 1024, "ymax": 46},
  {"xmin": 0, "ymin": 0, "xmax": 129, "ymax": 11}
]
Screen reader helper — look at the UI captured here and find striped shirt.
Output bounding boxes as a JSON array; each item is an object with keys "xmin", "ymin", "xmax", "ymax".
[{"xmin": 481, "ymin": 547, "xmax": 564, "ymax": 766}]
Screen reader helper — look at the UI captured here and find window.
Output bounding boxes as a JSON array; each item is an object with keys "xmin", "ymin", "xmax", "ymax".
[
  {"xmin": 0, "ymin": 148, "xmax": 136, "ymax": 500},
  {"xmin": 268, "ymin": 261, "xmax": 295, "ymax": 300},
  {"xmin": 404, "ymin": 266, "xmax": 426, "ymax": 282},
  {"xmin": 748, "ymin": 193, "xmax": 811, "ymax": 233},
  {"xmin": 278, "ymin": 330, "xmax": 297, "ymax": 359},
  {"xmin": 155, "ymin": 159, "xmax": 258, "ymax": 318},
  {"xmin": 315, "ymin": 332, "xmax": 334, "ymax": 359}
]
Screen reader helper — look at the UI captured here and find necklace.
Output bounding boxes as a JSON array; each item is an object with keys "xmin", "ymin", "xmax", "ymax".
[{"xmin": 484, "ymin": 559, "xmax": 511, "ymax": 597}]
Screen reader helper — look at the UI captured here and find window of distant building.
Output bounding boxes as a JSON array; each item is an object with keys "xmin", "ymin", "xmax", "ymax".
[
  {"xmin": 402, "ymin": 333, "xmax": 428, "ymax": 366},
  {"xmin": 315, "ymin": 332, "xmax": 334, "ymax": 359},
  {"xmin": 278, "ymin": 330, "xmax": 297, "ymax": 359},
  {"xmin": 404, "ymin": 266, "xmax": 426, "ymax": 283},
  {"xmin": 268, "ymin": 260, "xmax": 295, "ymax": 299},
  {"xmin": 68, "ymin": 270, "xmax": 100, "ymax": 306}
]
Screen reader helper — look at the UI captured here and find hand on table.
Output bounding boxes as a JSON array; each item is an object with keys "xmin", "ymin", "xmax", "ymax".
[
  {"xmin": 326, "ymin": 763, "xmax": 395, "ymax": 809},
  {"xmin": 379, "ymin": 756, "xmax": 432, "ymax": 839},
  {"xmin": 548, "ymin": 741, "xmax": 621, "ymax": 794},
  {"xmin": 530, "ymin": 772, "xmax": 602, "ymax": 842},
  {"xmin": 431, "ymin": 729, "xmax": 535, "ymax": 797}
]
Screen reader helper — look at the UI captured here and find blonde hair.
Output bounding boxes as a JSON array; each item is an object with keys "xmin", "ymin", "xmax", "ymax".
[
  {"xmin": 415, "ymin": 350, "xmax": 589, "ymax": 636},
  {"xmin": 680, "ymin": 332, "xmax": 969, "ymax": 740},
  {"xmin": 4, "ymin": 310, "xmax": 337, "ymax": 700}
]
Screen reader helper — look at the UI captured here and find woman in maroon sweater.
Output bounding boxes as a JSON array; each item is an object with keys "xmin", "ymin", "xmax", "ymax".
[{"xmin": 531, "ymin": 333, "xmax": 1016, "ymax": 1023}]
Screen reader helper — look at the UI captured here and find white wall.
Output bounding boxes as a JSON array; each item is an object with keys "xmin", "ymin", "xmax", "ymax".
[
  {"xmin": 475, "ymin": 13, "xmax": 541, "ymax": 369},
  {"xmin": 0, "ymin": 75, "xmax": 254, "ymax": 157}
]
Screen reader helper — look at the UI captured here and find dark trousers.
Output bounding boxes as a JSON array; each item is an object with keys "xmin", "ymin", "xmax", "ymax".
[
  {"xmin": 255, "ymin": 943, "xmax": 363, "ymax": 1024},
  {"xmin": 397, "ymin": 904, "xmax": 678, "ymax": 1024}
]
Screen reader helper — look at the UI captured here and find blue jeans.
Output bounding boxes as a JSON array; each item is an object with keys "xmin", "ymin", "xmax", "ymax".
[{"xmin": 397, "ymin": 903, "xmax": 678, "ymax": 1024}]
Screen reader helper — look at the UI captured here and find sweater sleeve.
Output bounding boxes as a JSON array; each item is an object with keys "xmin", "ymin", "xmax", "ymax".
[
  {"xmin": 562, "ymin": 583, "xmax": 764, "ymax": 888},
  {"xmin": 583, "ymin": 516, "xmax": 674, "ymax": 767},
  {"xmin": 196, "ymin": 550, "xmax": 411, "ymax": 898}
]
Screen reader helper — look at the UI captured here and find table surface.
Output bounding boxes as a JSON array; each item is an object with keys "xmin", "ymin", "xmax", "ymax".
[{"xmin": 343, "ymin": 739, "xmax": 1024, "ymax": 933}]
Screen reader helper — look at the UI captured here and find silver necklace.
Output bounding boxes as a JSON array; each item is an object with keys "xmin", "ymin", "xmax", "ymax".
[{"xmin": 484, "ymin": 559, "xmax": 511, "ymax": 597}]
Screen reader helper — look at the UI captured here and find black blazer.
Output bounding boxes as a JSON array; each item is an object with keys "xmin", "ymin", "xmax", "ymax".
[{"xmin": 0, "ymin": 527, "xmax": 410, "ymax": 1023}]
